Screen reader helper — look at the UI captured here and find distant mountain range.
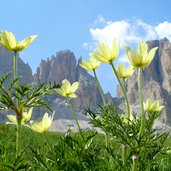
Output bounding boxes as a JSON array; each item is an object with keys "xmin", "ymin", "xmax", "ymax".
[
  {"xmin": 0, "ymin": 46, "xmax": 112, "ymax": 121},
  {"xmin": 0, "ymin": 38, "xmax": 171, "ymax": 127},
  {"xmin": 116, "ymin": 38, "xmax": 171, "ymax": 126}
]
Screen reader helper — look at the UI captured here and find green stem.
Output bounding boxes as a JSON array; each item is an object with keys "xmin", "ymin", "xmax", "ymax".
[
  {"xmin": 110, "ymin": 62, "xmax": 130, "ymax": 119},
  {"xmin": 14, "ymin": 51, "xmax": 22, "ymax": 158},
  {"xmin": 132, "ymin": 156, "xmax": 137, "ymax": 171},
  {"xmin": 67, "ymin": 99, "xmax": 84, "ymax": 140},
  {"xmin": 93, "ymin": 69, "xmax": 106, "ymax": 106},
  {"xmin": 14, "ymin": 51, "xmax": 23, "ymax": 159},
  {"xmin": 121, "ymin": 144, "xmax": 127, "ymax": 165},
  {"xmin": 13, "ymin": 51, "xmax": 18, "ymax": 86},
  {"xmin": 93, "ymin": 70, "xmax": 109, "ymax": 147},
  {"xmin": 16, "ymin": 118, "xmax": 21, "ymax": 158},
  {"xmin": 138, "ymin": 68, "xmax": 145, "ymax": 139},
  {"xmin": 14, "ymin": 51, "xmax": 19, "ymax": 107},
  {"xmin": 123, "ymin": 78, "xmax": 127, "ymax": 91},
  {"xmin": 105, "ymin": 132, "xmax": 109, "ymax": 148}
]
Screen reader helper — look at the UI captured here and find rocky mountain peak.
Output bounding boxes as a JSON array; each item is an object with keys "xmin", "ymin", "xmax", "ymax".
[
  {"xmin": 33, "ymin": 49, "xmax": 112, "ymax": 115},
  {"xmin": 0, "ymin": 45, "xmax": 33, "ymax": 85},
  {"xmin": 34, "ymin": 49, "xmax": 77, "ymax": 84},
  {"xmin": 116, "ymin": 38, "xmax": 171, "ymax": 125}
]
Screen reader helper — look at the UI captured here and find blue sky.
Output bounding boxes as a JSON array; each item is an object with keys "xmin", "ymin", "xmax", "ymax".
[{"xmin": 1, "ymin": 0, "xmax": 171, "ymax": 96}]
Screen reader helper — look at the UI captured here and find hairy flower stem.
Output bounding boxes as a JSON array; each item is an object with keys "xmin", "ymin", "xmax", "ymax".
[
  {"xmin": 121, "ymin": 144, "xmax": 127, "ymax": 165},
  {"xmin": 14, "ymin": 51, "xmax": 20, "ymax": 107},
  {"xmin": 123, "ymin": 78, "xmax": 126, "ymax": 91},
  {"xmin": 67, "ymin": 99, "xmax": 84, "ymax": 140},
  {"xmin": 93, "ymin": 70, "xmax": 106, "ymax": 106},
  {"xmin": 110, "ymin": 62, "xmax": 130, "ymax": 119},
  {"xmin": 16, "ymin": 118, "xmax": 21, "ymax": 158},
  {"xmin": 138, "ymin": 68, "xmax": 145, "ymax": 139},
  {"xmin": 93, "ymin": 70, "xmax": 109, "ymax": 147},
  {"xmin": 13, "ymin": 51, "xmax": 19, "ymax": 88},
  {"xmin": 14, "ymin": 51, "xmax": 22, "ymax": 158},
  {"xmin": 132, "ymin": 157, "xmax": 137, "ymax": 171}
]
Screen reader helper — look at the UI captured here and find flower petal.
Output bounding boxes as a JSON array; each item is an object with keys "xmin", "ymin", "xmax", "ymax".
[
  {"xmin": 68, "ymin": 93, "xmax": 77, "ymax": 98},
  {"xmin": 71, "ymin": 82, "xmax": 79, "ymax": 92},
  {"xmin": 6, "ymin": 115, "xmax": 17, "ymax": 124},
  {"xmin": 16, "ymin": 35, "xmax": 37, "ymax": 51},
  {"xmin": 30, "ymin": 120, "xmax": 44, "ymax": 133},
  {"xmin": 1, "ymin": 31, "xmax": 17, "ymax": 51}
]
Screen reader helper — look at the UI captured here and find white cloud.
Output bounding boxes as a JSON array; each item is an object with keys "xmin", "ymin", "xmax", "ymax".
[
  {"xmin": 82, "ymin": 42, "xmax": 90, "ymax": 50},
  {"xmin": 82, "ymin": 41, "xmax": 96, "ymax": 51},
  {"xmin": 136, "ymin": 19, "xmax": 158, "ymax": 40},
  {"xmin": 118, "ymin": 55, "xmax": 129, "ymax": 64},
  {"xmin": 93, "ymin": 15, "xmax": 106, "ymax": 25},
  {"xmin": 155, "ymin": 21, "xmax": 171, "ymax": 41},
  {"xmin": 90, "ymin": 20, "xmax": 134, "ymax": 47},
  {"xmin": 83, "ymin": 17, "xmax": 171, "ymax": 51},
  {"xmin": 89, "ymin": 19, "xmax": 158, "ymax": 48}
]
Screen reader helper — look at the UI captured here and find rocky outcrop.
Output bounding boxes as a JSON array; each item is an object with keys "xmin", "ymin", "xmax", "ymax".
[
  {"xmin": 116, "ymin": 38, "xmax": 171, "ymax": 125},
  {"xmin": 34, "ymin": 50, "xmax": 113, "ymax": 114},
  {"xmin": 0, "ymin": 45, "xmax": 33, "ymax": 85},
  {"xmin": 34, "ymin": 50, "xmax": 77, "ymax": 84},
  {"xmin": 72, "ymin": 69, "xmax": 102, "ymax": 112},
  {"xmin": 0, "ymin": 46, "xmax": 113, "ymax": 122},
  {"xmin": 2, "ymin": 38, "xmax": 171, "ymax": 127}
]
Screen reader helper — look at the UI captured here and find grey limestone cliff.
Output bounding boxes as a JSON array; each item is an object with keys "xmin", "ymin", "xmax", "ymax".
[
  {"xmin": 0, "ymin": 45, "xmax": 33, "ymax": 85},
  {"xmin": 33, "ymin": 50, "xmax": 113, "ymax": 117},
  {"xmin": 116, "ymin": 38, "xmax": 171, "ymax": 125}
]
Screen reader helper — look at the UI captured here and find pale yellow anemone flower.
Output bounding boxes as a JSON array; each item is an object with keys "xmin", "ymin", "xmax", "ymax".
[
  {"xmin": 6, "ymin": 108, "xmax": 33, "ymax": 125},
  {"xmin": 125, "ymin": 41, "xmax": 158, "ymax": 68},
  {"xmin": 120, "ymin": 113, "xmax": 134, "ymax": 124},
  {"xmin": 91, "ymin": 40, "xmax": 120, "ymax": 63},
  {"xmin": 30, "ymin": 112, "xmax": 55, "ymax": 133},
  {"xmin": 116, "ymin": 63, "xmax": 134, "ymax": 79},
  {"xmin": 80, "ymin": 55, "xmax": 100, "ymax": 71},
  {"xmin": 166, "ymin": 149, "xmax": 171, "ymax": 154},
  {"xmin": 143, "ymin": 99, "xmax": 164, "ymax": 113},
  {"xmin": 56, "ymin": 79, "xmax": 79, "ymax": 98},
  {"xmin": 0, "ymin": 30, "xmax": 37, "ymax": 52}
]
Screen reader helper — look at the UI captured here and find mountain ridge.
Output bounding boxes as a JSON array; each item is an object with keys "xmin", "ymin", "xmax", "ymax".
[
  {"xmin": 116, "ymin": 38, "xmax": 171, "ymax": 125},
  {"xmin": 0, "ymin": 38, "xmax": 171, "ymax": 127},
  {"xmin": 0, "ymin": 46, "xmax": 113, "ymax": 121}
]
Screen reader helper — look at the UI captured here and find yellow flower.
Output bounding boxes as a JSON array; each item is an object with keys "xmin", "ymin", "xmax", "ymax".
[
  {"xmin": 0, "ymin": 30, "xmax": 37, "ymax": 52},
  {"xmin": 6, "ymin": 108, "xmax": 33, "ymax": 125},
  {"xmin": 125, "ymin": 41, "xmax": 158, "ymax": 68},
  {"xmin": 166, "ymin": 149, "xmax": 171, "ymax": 154},
  {"xmin": 30, "ymin": 112, "xmax": 54, "ymax": 133},
  {"xmin": 80, "ymin": 55, "xmax": 100, "ymax": 71},
  {"xmin": 91, "ymin": 40, "xmax": 119, "ymax": 63},
  {"xmin": 22, "ymin": 108, "xmax": 33, "ymax": 123},
  {"xmin": 116, "ymin": 63, "xmax": 134, "ymax": 78},
  {"xmin": 143, "ymin": 99, "xmax": 164, "ymax": 113},
  {"xmin": 121, "ymin": 113, "xmax": 134, "ymax": 123},
  {"xmin": 56, "ymin": 79, "xmax": 79, "ymax": 98}
]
